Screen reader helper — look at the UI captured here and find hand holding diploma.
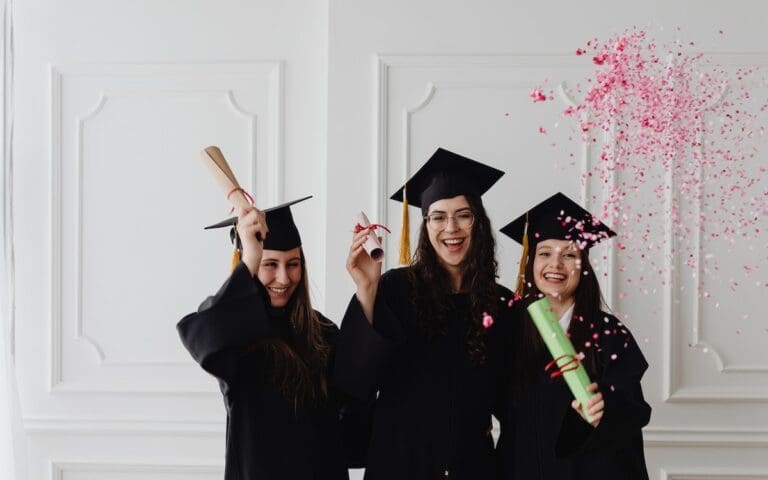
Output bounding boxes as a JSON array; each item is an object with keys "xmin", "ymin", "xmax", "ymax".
[
  {"xmin": 571, "ymin": 382, "xmax": 604, "ymax": 427},
  {"xmin": 347, "ymin": 215, "xmax": 387, "ymax": 324},
  {"xmin": 527, "ymin": 297, "xmax": 596, "ymax": 424},
  {"xmin": 236, "ymin": 207, "xmax": 268, "ymax": 276},
  {"xmin": 353, "ymin": 212, "xmax": 388, "ymax": 262}
]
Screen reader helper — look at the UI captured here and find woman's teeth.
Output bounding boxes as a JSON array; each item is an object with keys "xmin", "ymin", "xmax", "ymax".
[
  {"xmin": 269, "ymin": 287, "xmax": 289, "ymax": 295},
  {"xmin": 543, "ymin": 273, "xmax": 566, "ymax": 281},
  {"xmin": 442, "ymin": 238, "xmax": 464, "ymax": 247}
]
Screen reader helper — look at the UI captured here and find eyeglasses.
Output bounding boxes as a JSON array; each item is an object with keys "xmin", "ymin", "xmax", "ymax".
[{"xmin": 423, "ymin": 211, "xmax": 475, "ymax": 230}]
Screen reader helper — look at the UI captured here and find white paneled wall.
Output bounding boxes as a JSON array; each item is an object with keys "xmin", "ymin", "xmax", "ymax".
[{"xmin": 10, "ymin": 0, "xmax": 768, "ymax": 479}]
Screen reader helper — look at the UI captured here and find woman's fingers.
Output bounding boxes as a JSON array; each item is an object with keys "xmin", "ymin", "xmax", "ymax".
[{"xmin": 589, "ymin": 398, "xmax": 605, "ymax": 415}]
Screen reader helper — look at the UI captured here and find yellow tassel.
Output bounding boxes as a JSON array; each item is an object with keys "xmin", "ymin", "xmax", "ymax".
[
  {"xmin": 515, "ymin": 213, "xmax": 529, "ymax": 297},
  {"xmin": 231, "ymin": 247, "xmax": 241, "ymax": 272},
  {"xmin": 398, "ymin": 186, "xmax": 412, "ymax": 265}
]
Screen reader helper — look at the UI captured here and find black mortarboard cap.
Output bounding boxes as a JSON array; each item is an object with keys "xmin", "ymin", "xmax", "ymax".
[
  {"xmin": 500, "ymin": 192, "xmax": 616, "ymax": 250},
  {"xmin": 205, "ymin": 195, "xmax": 312, "ymax": 252},
  {"xmin": 390, "ymin": 148, "xmax": 504, "ymax": 214},
  {"xmin": 500, "ymin": 192, "xmax": 616, "ymax": 296}
]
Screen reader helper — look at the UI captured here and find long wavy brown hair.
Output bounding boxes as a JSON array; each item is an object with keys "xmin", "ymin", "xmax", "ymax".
[
  {"xmin": 253, "ymin": 250, "xmax": 331, "ymax": 411},
  {"xmin": 512, "ymin": 246, "xmax": 605, "ymax": 390},
  {"xmin": 408, "ymin": 194, "xmax": 499, "ymax": 365}
]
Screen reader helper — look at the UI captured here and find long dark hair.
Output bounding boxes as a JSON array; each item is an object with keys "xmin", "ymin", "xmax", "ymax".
[
  {"xmin": 513, "ymin": 246, "xmax": 605, "ymax": 388},
  {"xmin": 254, "ymin": 250, "xmax": 331, "ymax": 410},
  {"xmin": 408, "ymin": 194, "xmax": 499, "ymax": 365}
]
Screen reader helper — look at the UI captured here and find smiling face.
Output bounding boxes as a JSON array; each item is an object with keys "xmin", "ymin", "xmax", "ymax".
[
  {"xmin": 532, "ymin": 239, "xmax": 582, "ymax": 304},
  {"xmin": 257, "ymin": 247, "xmax": 302, "ymax": 307},
  {"xmin": 425, "ymin": 195, "xmax": 474, "ymax": 271}
]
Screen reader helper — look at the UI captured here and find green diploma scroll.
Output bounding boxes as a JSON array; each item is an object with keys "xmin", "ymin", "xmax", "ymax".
[{"xmin": 527, "ymin": 297, "xmax": 594, "ymax": 423}]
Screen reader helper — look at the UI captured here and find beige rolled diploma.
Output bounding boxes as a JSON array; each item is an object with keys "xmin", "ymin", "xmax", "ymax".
[
  {"xmin": 200, "ymin": 146, "xmax": 262, "ymax": 240},
  {"xmin": 354, "ymin": 211, "xmax": 385, "ymax": 262},
  {"xmin": 527, "ymin": 297, "xmax": 595, "ymax": 423}
]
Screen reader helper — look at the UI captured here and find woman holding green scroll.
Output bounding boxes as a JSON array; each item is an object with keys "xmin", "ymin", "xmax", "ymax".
[{"xmin": 497, "ymin": 192, "xmax": 651, "ymax": 480}]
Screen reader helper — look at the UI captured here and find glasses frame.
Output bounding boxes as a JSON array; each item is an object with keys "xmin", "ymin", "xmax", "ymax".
[{"xmin": 423, "ymin": 209, "xmax": 476, "ymax": 231}]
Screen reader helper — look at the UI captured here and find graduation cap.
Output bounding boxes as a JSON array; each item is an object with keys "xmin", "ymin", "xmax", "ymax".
[
  {"xmin": 499, "ymin": 192, "xmax": 616, "ymax": 296},
  {"xmin": 390, "ymin": 148, "xmax": 505, "ymax": 264},
  {"xmin": 205, "ymin": 195, "xmax": 312, "ymax": 268}
]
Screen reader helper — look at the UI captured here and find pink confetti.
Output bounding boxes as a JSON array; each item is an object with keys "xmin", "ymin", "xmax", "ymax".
[
  {"xmin": 610, "ymin": 353, "xmax": 618, "ymax": 360},
  {"xmin": 530, "ymin": 89, "xmax": 547, "ymax": 102},
  {"xmin": 539, "ymin": 126, "xmax": 548, "ymax": 134},
  {"xmin": 528, "ymin": 26, "xmax": 768, "ymax": 304},
  {"xmin": 482, "ymin": 312, "xmax": 494, "ymax": 329}
]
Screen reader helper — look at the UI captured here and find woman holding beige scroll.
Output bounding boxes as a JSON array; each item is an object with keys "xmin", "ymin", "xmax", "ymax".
[
  {"xmin": 497, "ymin": 192, "xmax": 651, "ymax": 480},
  {"xmin": 178, "ymin": 197, "xmax": 370, "ymax": 480}
]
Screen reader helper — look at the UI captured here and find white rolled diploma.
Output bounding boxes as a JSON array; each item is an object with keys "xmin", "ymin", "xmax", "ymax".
[{"xmin": 354, "ymin": 211, "xmax": 384, "ymax": 262}]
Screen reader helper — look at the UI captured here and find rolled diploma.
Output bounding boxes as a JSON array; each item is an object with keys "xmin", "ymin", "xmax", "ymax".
[
  {"xmin": 354, "ymin": 211, "xmax": 384, "ymax": 262},
  {"xmin": 527, "ymin": 297, "xmax": 595, "ymax": 423},
  {"xmin": 201, "ymin": 146, "xmax": 252, "ymax": 211}
]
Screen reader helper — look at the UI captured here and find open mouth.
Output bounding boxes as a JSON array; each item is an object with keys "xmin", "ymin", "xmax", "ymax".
[
  {"xmin": 268, "ymin": 286, "xmax": 289, "ymax": 295},
  {"xmin": 543, "ymin": 272, "xmax": 566, "ymax": 282},
  {"xmin": 441, "ymin": 238, "xmax": 465, "ymax": 252}
]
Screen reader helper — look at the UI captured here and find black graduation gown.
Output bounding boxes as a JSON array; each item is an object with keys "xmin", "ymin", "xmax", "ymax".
[
  {"xmin": 334, "ymin": 267, "xmax": 513, "ymax": 480},
  {"xmin": 177, "ymin": 262, "xmax": 370, "ymax": 480},
  {"xmin": 497, "ymin": 311, "xmax": 651, "ymax": 480}
]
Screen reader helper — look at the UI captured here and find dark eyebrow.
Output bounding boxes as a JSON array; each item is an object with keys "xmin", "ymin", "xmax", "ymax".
[
  {"xmin": 262, "ymin": 256, "xmax": 302, "ymax": 263},
  {"xmin": 428, "ymin": 207, "xmax": 471, "ymax": 215}
]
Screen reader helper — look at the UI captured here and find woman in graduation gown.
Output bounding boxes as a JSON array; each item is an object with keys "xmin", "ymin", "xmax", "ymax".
[
  {"xmin": 497, "ymin": 192, "xmax": 651, "ymax": 480},
  {"xmin": 334, "ymin": 148, "xmax": 513, "ymax": 480},
  {"xmin": 177, "ymin": 197, "xmax": 370, "ymax": 480}
]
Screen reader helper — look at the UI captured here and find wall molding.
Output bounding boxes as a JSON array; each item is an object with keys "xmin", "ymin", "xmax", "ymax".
[
  {"xmin": 374, "ymin": 54, "xmax": 589, "ymax": 269},
  {"xmin": 51, "ymin": 460, "xmax": 223, "ymax": 480},
  {"xmin": 27, "ymin": 417, "xmax": 224, "ymax": 436},
  {"xmin": 661, "ymin": 467, "xmax": 768, "ymax": 480},
  {"xmin": 48, "ymin": 62, "xmax": 283, "ymax": 393}
]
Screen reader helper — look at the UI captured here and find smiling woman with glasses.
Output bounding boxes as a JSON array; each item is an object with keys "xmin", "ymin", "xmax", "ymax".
[{"xmin": 334, "ymin": 148, "xmax": 515, "ymax": 480}]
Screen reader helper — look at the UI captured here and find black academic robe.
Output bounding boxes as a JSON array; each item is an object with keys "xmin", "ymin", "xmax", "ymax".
[
  {"xmin": 497, "ymin": 311, "xmax": 651, "ymax": 480},
  {"xmin": 177, "ymin": 263, "xmax": 370, "ymax": 480},
  {"xmin": 334, "ymin": 267, "xmax": 513, "ymax": 480}
]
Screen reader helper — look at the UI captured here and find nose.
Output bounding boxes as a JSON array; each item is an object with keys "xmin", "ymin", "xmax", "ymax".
[
  {"xmin": 276, "ymin": 265, "xmax": 290, "ymax": 284},
  {"xmin": 444, "ymin": 216, "xmax": 459, "ymax": 233}
]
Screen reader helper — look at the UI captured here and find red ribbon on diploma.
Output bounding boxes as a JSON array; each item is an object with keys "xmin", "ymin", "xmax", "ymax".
[
  {"xmin": 353, "ymin": 223, "xmax": 391, "ymax": 234},
  {"xmin": 544, "ymin": 354, "xmax": 581, "ymax": 379},
  {"xmin": 226, "ymin": 187, "xmax": 255, "ymax": 213}
]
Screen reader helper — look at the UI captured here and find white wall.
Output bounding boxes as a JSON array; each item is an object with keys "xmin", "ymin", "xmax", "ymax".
[
  {"xmin": 10, "ymin": 0, "xmax": 768, "ymax": 479},
  {"xmin": 14, "ymin": 0, "xmax": 330, "ymax": 478}
]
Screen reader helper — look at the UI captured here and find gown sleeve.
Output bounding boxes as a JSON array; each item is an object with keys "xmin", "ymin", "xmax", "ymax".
[
  {"xmin": 556, "ymin": 314, "xmax": 652, "ymax": 456},
  {"xmin": 177, "ymin": 262, "xmax": 274, "ymax": 383},
  {"xmin": 320, "ymin": 314, "xmax": 376, "ymax": 469},
  {"xmin": 332, "ymin": 268, "xmax": 409, "ymax": 400}
]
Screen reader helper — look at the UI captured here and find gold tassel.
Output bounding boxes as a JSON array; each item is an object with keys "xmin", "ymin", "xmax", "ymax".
[
  {"xmin": 398, "ymin": 186, "xmax": 412, "ymax": 265},
  {"xmin": 515, "ymin": 213, "xmax": 529, "ymax": 297},
  {"xmin": 231, "ymin": 247, "xmax": 241, "ymax": 271}
]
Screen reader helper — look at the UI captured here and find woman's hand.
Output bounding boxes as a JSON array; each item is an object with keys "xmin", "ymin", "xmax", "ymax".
[
  {"xmin": 571, "ymin": 382, "xmax": 605, "ymax": 428},
  {"xmin": 236, "ymin": 207, "xmax": 268, "ymax": 277},
  {"xmin": 347, "ymin": 227, "xmax": 382, "ymax": 323}
]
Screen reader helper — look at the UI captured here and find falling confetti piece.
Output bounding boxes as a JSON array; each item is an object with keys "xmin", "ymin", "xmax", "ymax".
[
  {"xmin": 530, "ymin": 89, "xmax": 547, "ymax": 102},
  {"xmin": 482, "ymin": 312, "xmax": 494, "ymax": 329}
]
